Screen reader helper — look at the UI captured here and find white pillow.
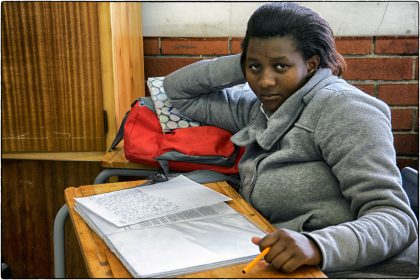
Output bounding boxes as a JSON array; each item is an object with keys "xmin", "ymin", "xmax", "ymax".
[{"xmin": 147, "ymin": 77, "xmax": 201, "ymax": 133}]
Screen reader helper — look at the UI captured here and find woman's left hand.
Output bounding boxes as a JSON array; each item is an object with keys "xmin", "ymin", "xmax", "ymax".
[{"xmin": 252, "ymin": 228, "xmax": 322, "ymax": 273}]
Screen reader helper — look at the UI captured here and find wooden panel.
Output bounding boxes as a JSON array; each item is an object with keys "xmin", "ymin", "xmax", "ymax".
[
  {"xmin": 1, "ymin": 159, "xmax": 102, "ymax": 278},
  {"xmin": 110, "ymin": 2, "xmax": 146, "ymax": 127},
  {"xmin": 1, "ymin": 2, "xmax": 105, "ymax": 152}
]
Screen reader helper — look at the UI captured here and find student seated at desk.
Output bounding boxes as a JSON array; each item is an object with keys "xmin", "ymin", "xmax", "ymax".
[{"xmin": 163, "ymin": 2, "xmax": 418, "ymax": 278}]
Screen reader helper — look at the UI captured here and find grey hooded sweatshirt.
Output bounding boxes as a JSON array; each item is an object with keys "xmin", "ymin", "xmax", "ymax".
[{"xmin": 163, "ymin": 54, "xmax": 418, "ymax": 278}]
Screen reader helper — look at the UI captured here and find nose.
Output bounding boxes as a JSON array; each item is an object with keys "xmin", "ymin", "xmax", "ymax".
[{"xmin": 259, "ymin": 69, "xmax": 276, "ymax": 89}]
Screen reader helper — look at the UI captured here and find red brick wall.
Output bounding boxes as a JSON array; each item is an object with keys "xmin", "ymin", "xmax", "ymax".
[{"xmin": 144, "ymin": 36, "xmax": 419, "ymax": 169}]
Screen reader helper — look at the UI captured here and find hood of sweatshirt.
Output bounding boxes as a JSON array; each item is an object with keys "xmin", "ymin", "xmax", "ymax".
[{"xmin": 231, "ymin": 68, "xmax": 341, "ymax": 150}]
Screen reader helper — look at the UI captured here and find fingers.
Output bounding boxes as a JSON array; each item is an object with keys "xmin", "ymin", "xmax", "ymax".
[
  {"xmin": 278, "ymin": 255, "xmax": 303, "ymax": 273},
  {"xmin": 259, "ymin": 231, "xmax": 287, "ymax": 264},
  {"xmin": 256, "ymin": 229, "xmax": 322, "ymax": 273},
  {"xmin": 269, "ymin": 247, "xmax": 293, "ymax": 269},
  {"xmin": 251, "ymin": 236, "xmax": 262, "ymax": 245},
  {"xmin": 259, "ymin": 231, "xmax": 280, "ymax": 250}
]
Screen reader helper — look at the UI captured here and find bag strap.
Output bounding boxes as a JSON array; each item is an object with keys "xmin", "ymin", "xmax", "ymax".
[
  {"xmin": 153, "ymin": 159, "xmax": 240, "ymax": 185},
  {"xmin": 142, "ymin": 169, "xmax": 240, "ymax": 186},
  {"xmin": 109, "ymin": 110, "xmax": 129, "ymax": 152},
  {"xmin": 157, "ymin": 160, "xmax": 170, "ymax": 180},
  {"xmin": 183, "ymin": 170, "xmax": 240, "ymax": 185}
]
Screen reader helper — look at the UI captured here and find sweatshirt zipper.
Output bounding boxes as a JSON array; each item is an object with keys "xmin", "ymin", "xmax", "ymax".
[{"xmin": 243, "ymin": 153, "xmax": 268, "ymax": 204}]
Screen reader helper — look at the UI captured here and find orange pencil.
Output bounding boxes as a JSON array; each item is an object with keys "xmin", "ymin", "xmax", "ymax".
[{"xmin": 242, "ymin": 247, "xmax": 271, "ymax": 274}]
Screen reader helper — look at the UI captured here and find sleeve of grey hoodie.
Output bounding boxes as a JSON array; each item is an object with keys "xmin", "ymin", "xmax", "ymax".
[
  {"xmin": 163, "ymin": 54, "xmax": 259, "ymax": 133},
  {"xmin": 307, "ymin": 91, "xmax": 418, "ymax": 272}
]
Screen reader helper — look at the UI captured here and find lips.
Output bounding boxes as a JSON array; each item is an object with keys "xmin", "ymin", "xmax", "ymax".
[{"xmin": 260, "ymin": 93, "xmax": 282, "ymax": 101}]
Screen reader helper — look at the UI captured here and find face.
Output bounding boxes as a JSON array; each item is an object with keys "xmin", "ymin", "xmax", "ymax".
[{"xmin": 245, "ymin": 36, "xmax": 316, "ymax": 113}]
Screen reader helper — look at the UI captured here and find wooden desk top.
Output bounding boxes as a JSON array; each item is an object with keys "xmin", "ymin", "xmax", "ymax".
[{"xmin": 65, "ymin": 180, "xmax": 326, "ymax": 278}]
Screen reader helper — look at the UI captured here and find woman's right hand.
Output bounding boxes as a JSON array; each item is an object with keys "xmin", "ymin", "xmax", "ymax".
[{"xmin": 252, "ymin": 228, "xmax": 322, "ymax": 273}]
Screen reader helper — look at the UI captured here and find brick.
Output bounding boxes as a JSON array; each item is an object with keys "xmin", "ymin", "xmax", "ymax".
[
  {"xmin": 343, "ymin": 57, "xmax": 414, "ymax": 80},
  {"xmin": 375, "ymin": 36, "xmax": 419, "ymax": 55},
  {"xmin": 351, "ymin": 83, "xmax": 375, "ymax": 96},
  {"xmin": 335, "ymin": 37, "xmax": 372, "ymax": 55},
  {"xmin": 377, "ymin": 84, "xmax": 419, "ymax": 105},
  {"xmin": 393, "ymin": 134, "xmax": 419, "ymax": 155},
  {"xmin": 231, "ymin": 38, "xmax": 243, "ymax": 54},
  {"xmin": 397, "ymin": 157, "xmax": 419, "ymax": 170},
  {"xmin": 144, "ymin": 57, "xmax": 202, "ymax": 78},
  {"xmin": 143, "ymin": 37, "xmax": 160, "ymax": 55},
  {"xmin": 391, "ymin": 109, "xmax": 413, "ymax": 130},
  {"xmin": 233, "ymin": 36, "xmax": 374, "ymax": 55},
  {"xmin": 415, "ymin": 58, "xmax": 418, "ymax": 80},
  {"xmin": 415, "ymin": 110, "xmax": 419, "ymax": 132},
  {"xmin": 161, "ymin": 38, "xmax": 228, "ymax": 55}
]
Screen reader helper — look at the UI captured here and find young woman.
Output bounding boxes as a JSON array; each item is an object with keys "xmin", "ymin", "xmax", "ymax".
[{"xmin": 163, "ymin": 2, "xmax": 418, "ymax": 278}]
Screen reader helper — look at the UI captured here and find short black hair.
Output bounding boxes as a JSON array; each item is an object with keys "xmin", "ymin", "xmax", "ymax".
[{"xmin": 241, "ymin": 2, "xmax": 346, "ymax": 76}]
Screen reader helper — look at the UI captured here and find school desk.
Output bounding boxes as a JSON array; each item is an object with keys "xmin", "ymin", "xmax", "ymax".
[{"xmin": 65, "ymin": 179, "xmax": 327, "ymax": 278}]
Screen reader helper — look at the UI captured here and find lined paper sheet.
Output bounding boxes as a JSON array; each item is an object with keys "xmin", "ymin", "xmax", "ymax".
[
  {"xmin": 75, "ymin": 202, "xmax": 237, "ymax": 236},
  {"xmin": 75, "ymin": 175, "xmax": 231, "ymax": 227}
]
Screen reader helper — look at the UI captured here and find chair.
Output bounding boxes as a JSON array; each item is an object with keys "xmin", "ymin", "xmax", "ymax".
[{"xmin": 401, "ymin": 167, "xmax": 419, "ymax": 219}]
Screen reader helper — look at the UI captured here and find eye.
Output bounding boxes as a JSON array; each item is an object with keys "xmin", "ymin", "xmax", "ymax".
[
  {"xmin": 248, "ymin": 63, "xmax": 261, "ymax": 72},
  {"xmin": 274, "ymin": 63, "xmax": 288, "ymax": 71}
]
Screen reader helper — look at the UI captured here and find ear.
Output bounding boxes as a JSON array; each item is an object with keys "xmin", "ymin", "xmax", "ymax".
[{"xmin": 306, "ymin": 55, "xmax": 320, "ymax": 74}]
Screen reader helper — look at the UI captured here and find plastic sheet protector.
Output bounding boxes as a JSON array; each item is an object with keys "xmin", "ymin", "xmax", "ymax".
[{"xmin": 106, "ymin": 213, "xmax": 265, "ymax": 278}]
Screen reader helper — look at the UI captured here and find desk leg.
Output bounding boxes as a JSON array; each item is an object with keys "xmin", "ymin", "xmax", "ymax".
[{"xmin": 53, "ymin": 204, "xmax": 69, "ymax": 278}]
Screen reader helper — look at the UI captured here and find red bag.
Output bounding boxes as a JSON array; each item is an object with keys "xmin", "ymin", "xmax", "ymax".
[{"xmin": 110, "ymin": 98, "xmax": 243, "ymax": 175}]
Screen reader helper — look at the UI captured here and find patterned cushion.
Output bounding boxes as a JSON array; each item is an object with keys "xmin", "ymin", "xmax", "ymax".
[{"xmin": 147, "ymin": 77, "xmax": 201, "ymax": 133}]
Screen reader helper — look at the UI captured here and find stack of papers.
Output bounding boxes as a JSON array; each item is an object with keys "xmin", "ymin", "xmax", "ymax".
[{"xmin": 74, "ymin": 175, "xmax": 266, "ymax": 278}]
